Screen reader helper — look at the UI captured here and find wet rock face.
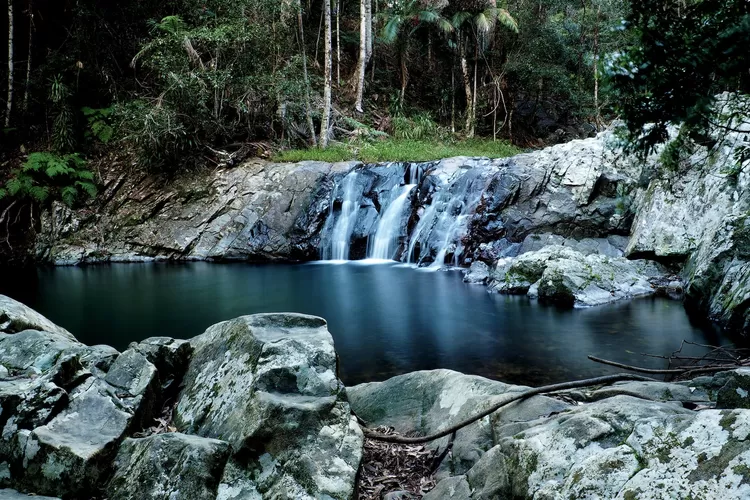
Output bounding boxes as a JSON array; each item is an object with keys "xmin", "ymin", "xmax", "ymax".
[{"xmin": 174, "ymin": 313, "xmax": 363, "ymax": 500}]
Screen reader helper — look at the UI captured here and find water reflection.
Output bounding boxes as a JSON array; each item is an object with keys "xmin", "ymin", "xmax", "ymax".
[{"xmin": 1, "ymin": 262, "xmax": 733, "ymax": 386}]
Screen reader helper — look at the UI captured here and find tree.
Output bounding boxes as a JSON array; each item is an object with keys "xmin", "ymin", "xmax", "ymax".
[
  {"xmin": 449, "ymin": 2, "xmax": 518, "ymax": 137},
  {"xmin": 354, "ymin": 0, "xmax": 371, "ymax": 113},
  {"xmin": 380, "ymin": 0, "xmax": 452, "ymax": 107},
  {"xmin": 607, "ymin": 0, "xmax": 750, "ymax": 154},
  {"xmin": 5, "ymin": 0, "xmax": 13, "ymax": 127},
  {"xmin": 320, "ymin": 0, "xmax": 333, "ymax": 147},
  {"xmin": 296, "ymin": 0, "xmax": 317, "ymax": 146}
]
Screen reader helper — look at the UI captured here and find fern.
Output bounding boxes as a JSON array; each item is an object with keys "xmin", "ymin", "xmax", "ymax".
[{"xmin": 2, "ymin": 152, "xmax": 97, "ymax": 207}]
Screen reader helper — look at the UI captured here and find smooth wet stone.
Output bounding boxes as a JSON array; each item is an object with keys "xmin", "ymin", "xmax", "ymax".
[
  {"xmin": 0, "ymin": 295, "xmax": 76, "ymax": 342},
  {"xmin": 108, "ymin": 432, "xmax": 231, "ymax": 500},
  {"xmin": 348, "ymin": 369, "xmax": 569, "ymax": 476},
  {"xmin": 175, "ymin": 313, "xmax": 363, "ymax": 500}
]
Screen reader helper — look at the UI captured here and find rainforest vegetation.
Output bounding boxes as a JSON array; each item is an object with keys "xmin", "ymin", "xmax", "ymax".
[{"xmin": 0, "ymin": 0, "xmax": 748, "ymax": 209}]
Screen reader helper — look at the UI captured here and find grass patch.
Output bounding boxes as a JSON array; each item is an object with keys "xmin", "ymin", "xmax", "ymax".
[{"xmin": 272, "ymin": 138, "xmax": 522, "ymax": 163}]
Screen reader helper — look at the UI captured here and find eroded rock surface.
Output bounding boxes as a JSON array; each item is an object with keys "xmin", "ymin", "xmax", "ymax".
[
  {"xmin": 108, "ymin": 432, "xmax": 231, "ymax": 500},
  {"xmin": 487, "ymin": 245, "xmax": 668, "ymax": 306},
  {"xmin": 174, "ymin": 313, "xmax": 363, "ymax": 500}
]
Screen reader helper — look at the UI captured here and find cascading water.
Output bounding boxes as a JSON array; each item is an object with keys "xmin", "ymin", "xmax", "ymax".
[
  {"xmin": 367, "ymin": 184, "xmax": 416, "ymax": 260},
  {"xmin": 406, "ymin": 167, "xmax": 487, "ymax": 267},
  {"xmin": 321, "ymin": 171, "xmax": 361, "ymax": 261}
]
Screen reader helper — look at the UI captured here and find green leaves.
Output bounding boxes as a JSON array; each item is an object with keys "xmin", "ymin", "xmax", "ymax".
[
  {"xmin": 1, "ymin": 152, "xmax": 97, "ymax": 207},
  {"xmin": 607, "ymin": 0, "xmax": 750, "ymax": 154}
]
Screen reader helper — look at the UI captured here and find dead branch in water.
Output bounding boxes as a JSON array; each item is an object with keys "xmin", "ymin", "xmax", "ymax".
[
  {"xmin": 588, "ymin": 342, "xmax": 750, "ymax": 380},
  {"xmin": 360, "ymin": 373, "xmax": 654, "ymax": 444}
]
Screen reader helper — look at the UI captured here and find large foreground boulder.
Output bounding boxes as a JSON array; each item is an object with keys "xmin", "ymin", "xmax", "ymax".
[
  {"xmin": 0, "ymin": 295, "xmax": 76, "ymax": 341},
  {"xmin": 174, "ymin": 313, "xmax": 363, "ymax": 500},
  {"xmin": 0, "ymin": 295, "xmax": 163, "ymax": 498}
]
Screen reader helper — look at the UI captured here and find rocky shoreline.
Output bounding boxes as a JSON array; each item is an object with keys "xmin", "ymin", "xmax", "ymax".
[{"xmin": 2, "ymin": 295, "xmax": 750, "ymax": 499}]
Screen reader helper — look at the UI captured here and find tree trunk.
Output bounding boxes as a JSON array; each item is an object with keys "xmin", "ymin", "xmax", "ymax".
[
  {"xmin": 354, "ymin": 0, "xmax": 367, "ymax": 113},
  {"xmin": 365, "ymin": 0, "xmax": 372, "ymax": 62},
  {"xmin": 451, "ymin": 64, "xmax": 456, "ymax": 134},
  {"xmin": 593, "ymin": 5, "xmax": 601, "ymax": 128},
  {"xmin": 5, "ymin": 0, "xmax": 14, "ymax": 127},
  {"xmin": 297, "ymin": 0, "xmax": 317, "ymax": 146},
  {"xmin": 319, "ymin": 0, "xmax": 332, "ymax": 147},
  {"xmin": 459, "ymin": 34, "xmax": 474, "ymax": 138},
  {"xmin": 399, "ymin": 42, "xmax": 409, "ymax": 106},
  {"xmin": 335, "ymin": 0, "xmax": 341, "ymax": 85},
  {"xmin": 22, "ymin": 0, "xmax": 30, "ymax": 112}
]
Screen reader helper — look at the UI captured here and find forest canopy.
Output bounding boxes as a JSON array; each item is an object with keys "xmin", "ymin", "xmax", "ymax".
[{"xmin": 0, "ymin": 0, "xmax": 748, "ymax": 170}]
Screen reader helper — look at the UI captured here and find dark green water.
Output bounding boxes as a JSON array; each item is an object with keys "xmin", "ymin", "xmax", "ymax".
[{"xmin": 1, "ymin": 261, "xmax": 729, "ymax": 386}]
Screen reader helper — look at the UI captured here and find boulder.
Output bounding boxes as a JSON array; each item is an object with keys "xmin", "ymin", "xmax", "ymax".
[
  {"xmin": 348, "ymin": 370, "xmax": 569, "ymax": 476},
  {"xmin": 0, "ymin": 307, "xmax": 168, "ymax": 497},
  {"xmin": 440, "ymin": 396, "xmax": 750, "ymax": 499},
  {"xmin": 174, "ymin": 313, "xmax": 363, "ymax": 500},
  {"xmin": 0, "ymin": 295, "xmax": 75, "ymax": 342},
  {"xmin": 488, "ymin": 245, "xmax": 667, "ymax": 307},
  {"xmin": 108, "ymin": 432, "xmax": 231, "ymax": 500}
]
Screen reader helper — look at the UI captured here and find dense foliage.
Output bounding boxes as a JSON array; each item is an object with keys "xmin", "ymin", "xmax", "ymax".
[
  {"xmin": 607, "ymin": 0, "xmax": 750, "ymax": 154},
  {"xmin": 0, "ymin": 0, "xmax": 632, "ymax": 163},
  {"xmin": 1, "ymin": 0, "xmax": 748, "ymax": 175}
]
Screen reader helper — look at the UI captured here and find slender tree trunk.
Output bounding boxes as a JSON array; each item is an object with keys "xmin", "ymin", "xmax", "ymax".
[
  {"xmin": 335, "ymin": 0, "xmax": 341, "ymax": 85},
  {"xmin": 399, "ymin": 42, "xmax": 409, "ymax": 106},
  {"xmin": 459, "ymin": 34, "xmax": 474, "ymax": 138},
  {"xmin": 319, "ymin": 0, "xmax": 332, "ymax": 147},
  {"xmin": 22, "ymin": 0, "xmax": 30, "ymax": 112},
  {"xmin": 365, "ymin": 0, "xmax": 372, "ymax": 62},
  {"xmin": 6, "ymin": 0, "xmax": 14, "ymax": 127},
  {"xmin": 354, "ymin": 0, "xmax": 367, "ymax": 113},
  {"xmin": 370, "ymin": 0, "xmax": 377, "ymax": 82},
  {"xmin": 471, "ymin": 43, "xmax": 478, "ymax": 136},
  {"xmin": 297, "ymin": 0, "xmax": 317, "ymax": 146},
  {"xmin": 451, "ymin": 63, "xmax": 456, "ymax": 134},
  {"xmin": 593, "ymin": 5, "xmax": 601, "ymax": 128}
]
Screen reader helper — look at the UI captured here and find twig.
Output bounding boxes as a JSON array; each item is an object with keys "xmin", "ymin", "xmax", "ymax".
[{"xmin": 361, "ymin": 373, "xmax": 654, "ymax": 444}]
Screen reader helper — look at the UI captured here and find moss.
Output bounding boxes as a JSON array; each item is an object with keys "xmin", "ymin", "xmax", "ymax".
[
  {"xmin": 732, "ymin": 464, "xmax": 750, "ymax": 484},
  {"xmin": 682, "ymin": 436, "xmax": 695, "ymax": 447},
  {"xmin": 623, "ymin": 490, "xmax": 639, "ymax": 500},
  {"xmin": 719, "ymin": 410, "xmax": 738, "ymax": 431},
  {"xmin": 688, "ymin": 440, "xmax": 750, "ymax": 483},
  {"xmin": 572, "ymin": 470, "xmax": 583, "ymax": 484},
  {"xmin": 662, "ymin": 388, "xmax": 674, "ymax": 400}
]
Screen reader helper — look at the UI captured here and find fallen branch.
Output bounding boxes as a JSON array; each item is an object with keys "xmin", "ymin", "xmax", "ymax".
[
  {"xmin": 588, "ymin": 355, "xmax": 747, "ymax": 377},
  {"xmin": 361, "ymin": 373, "xmax": 654, "ymax": 444}
]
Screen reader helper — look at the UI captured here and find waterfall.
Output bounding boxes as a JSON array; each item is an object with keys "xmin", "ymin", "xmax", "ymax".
[
  {"xmin": 368, "ymin": 184, "xmax": 416, "ymax": 260},
  {"xmin": 406, "ymin": 168, "xmax": 486, "ymax": 267},
  {"xmin": 321, "ymin": 172, "xmax": 361, "ymax": 261}
]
